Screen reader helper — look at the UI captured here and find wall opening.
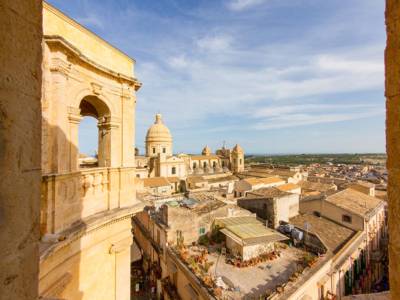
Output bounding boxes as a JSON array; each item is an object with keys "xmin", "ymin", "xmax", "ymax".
[
  {"xmin": 78, "ymin": 116, "xmax": 98, "ymax": 168},
  {"xmin": 78, "ymin": 95, "xmax": 111, "ymax": 168}
]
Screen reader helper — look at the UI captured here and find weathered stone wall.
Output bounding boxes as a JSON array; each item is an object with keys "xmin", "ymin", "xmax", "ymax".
[
  {"xmin": 0, "ymin": 0, "xmax": 42, "ymax": 299},
  {"xmin": 385, "ymin": 1, "xmax": 400, "ymax": 298}
]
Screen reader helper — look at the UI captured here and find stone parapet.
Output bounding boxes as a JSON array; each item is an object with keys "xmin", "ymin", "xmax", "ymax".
[{"xmin": 41, "ymin": 167, "xmax": 137, "ymax": 235}]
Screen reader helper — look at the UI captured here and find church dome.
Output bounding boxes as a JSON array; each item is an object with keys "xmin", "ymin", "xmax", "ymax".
[
  {"xmin": 232, "ymin": 144, "xmax": 244, "ymax": 153},
  {"xmin": 145, "ymin": 114, "xmax": 172, "ymax": 143}
]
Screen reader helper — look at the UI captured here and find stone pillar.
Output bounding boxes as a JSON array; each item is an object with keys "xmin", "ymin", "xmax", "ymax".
[
  {"xmin": 385, "ymin": 1, "xmax": 400, "ymax": 298},
  {"xmin": 0, "ymin": 0, "xmax": 42, "ymax": 299},
  {"xmin": 110, "ymin": 239, "xmax": 132, "ymax": 300},
  {"xmin": 121, "ymin": 85, "xmax": 136, "ymax": 168},
  {"xmin": 68, "ymin": 107, "xmax": 82, "ymax": 172},
  {"xmin": 98, "ymin": 118, "xmax": 119, "ymax": 168},
  {"xmin": 48, "ymin": 53, "xmax": 71, "ymax": 174}
]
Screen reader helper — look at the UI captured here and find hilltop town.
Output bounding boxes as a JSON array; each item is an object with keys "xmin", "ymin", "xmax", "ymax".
[{"xmin": 129, "ymin": 112, "xmax": 388, "ymax": 299}]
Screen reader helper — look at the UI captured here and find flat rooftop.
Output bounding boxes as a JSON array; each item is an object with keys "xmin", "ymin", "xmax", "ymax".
[
  {"xmin": 216, "ymin": 216, "xmax": 287, "ymax": 246},
  {"xmin": 206, "ymin": 245, "xmax": 312, "ymax": 298},
  {"xmin": 163, "ymin": 194, "xmax": 227, "ymax": 215}
]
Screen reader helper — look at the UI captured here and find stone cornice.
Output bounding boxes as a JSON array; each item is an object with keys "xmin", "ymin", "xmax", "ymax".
[
  {"xmin": 39, "ymin": 203, "xmax": 144, "ymax": 261},
  {"xmin": 44, "ymin": 35, "xmax": 142, "ymax": 90}
]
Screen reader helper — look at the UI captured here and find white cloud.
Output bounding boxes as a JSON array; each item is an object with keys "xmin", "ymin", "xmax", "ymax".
[
  {"xmin": 196, "ymin": 35, "xmax": 233, "ymax": 52},
  {"xmin": 227, "ymin": 0, "xmax": 267, "ymax": 11},
  {"xmin": 252, "ymin": 109, "xmax": 384, "ymax": 130},
  {"xmin": 253, "ymin": 103, "xmax": 378, "ymax": 118},
  {"xmin": 168, "ymin": 55, "xmax": 189, "ymax": 69},
  {"xmin": 76, "ymin": 13, "xmax": 104, "ymax": 29},
  {"xmin": 317, "ymin": 55, "xmax": 383, "ymax": 74}
]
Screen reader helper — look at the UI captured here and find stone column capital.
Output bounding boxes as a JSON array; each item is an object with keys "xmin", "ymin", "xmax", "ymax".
[
  {"xmin": 67, "ymin": 106, "xmax": 82, "ymax": 124},
  {"xmin": 109, "ymin": 238, "xmax": 132, "ymax": 254},
  {"xmin": 98, "ymin": 116, "xmax": 120, "ymax": 129},
  {"xmin": 50, "ymin": 57, "xmax": 71, "ymax": 76}
]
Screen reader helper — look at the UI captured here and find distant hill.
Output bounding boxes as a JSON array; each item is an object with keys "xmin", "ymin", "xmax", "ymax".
[{"xmin": 245, "ymin": 153, "xmax": 386, "ymax": 166}]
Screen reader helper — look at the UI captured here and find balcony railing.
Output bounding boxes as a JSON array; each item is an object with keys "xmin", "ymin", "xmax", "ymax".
[{"xmin": 41, "ymin": 167, "xmax": 136, "ymax": 234}]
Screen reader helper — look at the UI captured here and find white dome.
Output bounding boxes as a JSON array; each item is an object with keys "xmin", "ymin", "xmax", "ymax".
[{"xmin": 145, "ymin": 114, "xmax": 172, "ymax": 143}]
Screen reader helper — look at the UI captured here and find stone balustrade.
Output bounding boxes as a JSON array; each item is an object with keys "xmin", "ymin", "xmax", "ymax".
[{"xmin": 41, "ymin": 167, "xmax": 136, "ymax": 235}]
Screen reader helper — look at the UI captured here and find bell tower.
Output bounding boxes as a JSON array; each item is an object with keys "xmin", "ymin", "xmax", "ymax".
[{"xmin": 231, "ymin": 144, "xmax": 244, "ymax": 173}]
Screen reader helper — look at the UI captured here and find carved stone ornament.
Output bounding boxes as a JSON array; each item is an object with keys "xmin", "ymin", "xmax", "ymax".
[
  {"xmin": 90, "ymin": 82, "xmax": 103, "ymax": 95},
  {"xmin": 50, "ymin": 57, "xmax": 71, "ymax": 75}
]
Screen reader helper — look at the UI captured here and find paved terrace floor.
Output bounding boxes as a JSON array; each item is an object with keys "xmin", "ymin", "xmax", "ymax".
[{"xmin": 207, "ymin": 246, "xmax": 310, "ymax": 299}]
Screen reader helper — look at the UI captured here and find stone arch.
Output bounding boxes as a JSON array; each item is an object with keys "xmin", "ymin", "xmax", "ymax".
[
  {"xmin": 73, "ymin": 93, "xmax": 116, "ymax": 168},
  {"xmin": 79, "ymin": 95, "xmax": 111, "ymax": 119},
  {"xmin": 71, "ymin": 87, "xmax": 117, "ymax": 117}
]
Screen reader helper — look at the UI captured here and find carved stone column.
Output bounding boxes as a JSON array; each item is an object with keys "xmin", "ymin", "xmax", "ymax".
[
  {"xmin": 68, "ymin": 106, "xmax": 82, "ymax": 172},
  {"xmin": 98, "ymin": 117, "xmax": 120, "ymax": 168}
]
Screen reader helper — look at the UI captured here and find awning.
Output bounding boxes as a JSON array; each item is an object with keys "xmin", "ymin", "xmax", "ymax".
[{"xmin": 131, "ymin": 240, "xmax": 142, "ymax": 262}]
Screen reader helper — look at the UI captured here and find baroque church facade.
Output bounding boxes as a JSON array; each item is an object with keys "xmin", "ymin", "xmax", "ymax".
[{"xmin": 135, "ymin": 114, "xmax": 245, "ymax": 179}]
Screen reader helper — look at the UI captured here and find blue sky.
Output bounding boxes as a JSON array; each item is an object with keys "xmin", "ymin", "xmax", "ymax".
[{"xmin": 48, "ymin": 0, "xmax": 386, "ymax": 155}]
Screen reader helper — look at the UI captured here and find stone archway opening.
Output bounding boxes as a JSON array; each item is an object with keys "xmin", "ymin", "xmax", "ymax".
[
  {"xmin": 78, "ymin": 95, "xmax": 112, "ymax": 168},
  {"xmin": 78, "ymin": 116, "xmax": 98, "ymax": 167}
]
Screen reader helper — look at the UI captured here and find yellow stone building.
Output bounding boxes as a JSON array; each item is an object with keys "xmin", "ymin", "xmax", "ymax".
[
  {"xmin": 39, "ymin": 2, "xmax": 142, "ymax": 299},
  {"xmin": 136, "ymin": 113, "xmax": 245, "ymax": 179}
]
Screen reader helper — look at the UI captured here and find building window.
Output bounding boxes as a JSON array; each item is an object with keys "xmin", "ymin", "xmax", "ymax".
[
  {"xmin": 313, "ymin": 211, "xmax": 321, "ymax": 217},
  {"xmin": 203, "ymin": 161, "xmax": 207, "ymax": 168},
  {"xmin": 199, "ymin": 227, "xmax": 206, "ymax": 235},
  {"xmin": 193, "ymin": 162, "xmax": 197, "ymax": 169},
  {"xmin": 222, "ymin": 161, "xmax": 225, "ymax": 167},
  {"xmin": 239, "ymin": 159, "xmax": 242, "ymax": 165},
  {"xmin": 172, "ymin": 167, "xmax": 176, "ymax": 175},
  {"xmin": 163, "ymin": 147, "xmax": 166, "ymax": 153},
  {"xmin": 213, "ymin": 161, "xmax": 217, "ymax": 168},
  {"xmin": 234, "ymin": 158, "xmax": 237, "ymax": 164},
  {"xmin": 152, "ymin": 147, "xmax": 156, "ymax": 154},
  {"xmin": 342, "ymin": 214, "xmax": 352, "ymax": 223},
  {"xmin": 136, "ymin": 174, "xmax": 140, "ymax": 178}
]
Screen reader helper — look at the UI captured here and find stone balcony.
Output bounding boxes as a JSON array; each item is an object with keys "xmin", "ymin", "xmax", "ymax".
[{"xmin": 41, "ymin": 166, "xmax": 137, "ymax": 235}]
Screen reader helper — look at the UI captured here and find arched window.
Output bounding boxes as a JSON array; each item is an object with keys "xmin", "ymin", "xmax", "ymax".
[
  {"xmin": 78, "ymin": 116, "xmax": 98, "ymax": 168},
  {"xmin": 172, "ymin": 166, "xmax": 176, "ymax": 175},
  {"xmin": 78, "ymin": 96, "xmax": 111, "ymax": 168}
]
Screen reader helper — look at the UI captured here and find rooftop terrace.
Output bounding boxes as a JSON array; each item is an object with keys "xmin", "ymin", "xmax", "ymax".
[{"xmin": 173, "ymin": 242, "xmax": 320, "ymax": 300}]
